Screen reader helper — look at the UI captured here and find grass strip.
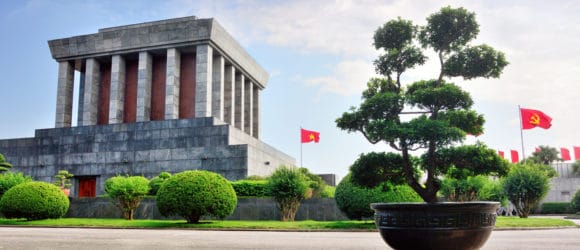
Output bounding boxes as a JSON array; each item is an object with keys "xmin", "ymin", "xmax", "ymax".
[{"xmin": 0, "ymin": 217, "xmax": 575, "ymax": 230}]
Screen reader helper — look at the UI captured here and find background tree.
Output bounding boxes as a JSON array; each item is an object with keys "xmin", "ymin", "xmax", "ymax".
[
  {"xmin": 502, "ymin": 163, "xmax": 551, "ymax": 218},
  {"xmin": 572, "ymin": 160, "xmax": 580, "ymax": 176},
  {"xmin": 267, "ymin": 166, "xmax": 309, "ymax": 221},
  {"xmin": 526, "ymin": 146, "xmax": 560, "ymax": 165},
  {"xmin": 104, "ymin": 176, "xmax": 150, "ymax": 220},
  {"xmin": 336, "ymin": 7, "xmax": 508, "ymax": 203},
  {"xmin": 0, "ymin": 153, "xmax": 13, "ymax": 173}
]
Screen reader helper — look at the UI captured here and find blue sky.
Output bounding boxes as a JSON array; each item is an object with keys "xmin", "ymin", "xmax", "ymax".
[{"xmin": 1, "ymin": 0, "xmax": 580, "ymax": 181}]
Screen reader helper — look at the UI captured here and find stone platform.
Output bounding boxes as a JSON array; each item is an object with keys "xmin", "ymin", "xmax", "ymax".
[{"xmin": 0, "ymin": 117, "xmax": 294, "ymax": 196}]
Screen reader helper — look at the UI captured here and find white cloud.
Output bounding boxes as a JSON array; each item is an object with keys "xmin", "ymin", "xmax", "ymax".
[{"xmin": 305, "ymin": 60, "xmax": 377, "ymax": 96}]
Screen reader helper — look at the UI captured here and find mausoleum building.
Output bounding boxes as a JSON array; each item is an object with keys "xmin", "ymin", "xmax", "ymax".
[{"xmin": 0, "ymin": 16, "xmax": 295, "ymax": 197}]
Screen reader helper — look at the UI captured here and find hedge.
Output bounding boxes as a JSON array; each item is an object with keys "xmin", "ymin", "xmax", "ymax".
[
  {"xmin": 231, "ymin": 180, "xmax": 269, "ymax": 197},
  {"xmin": 538, "ymin": 202, "xmax": 574, "ymax": 214}
]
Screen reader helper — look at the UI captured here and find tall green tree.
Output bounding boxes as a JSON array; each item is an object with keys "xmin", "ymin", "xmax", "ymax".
[
  {"xmin": 526, "ymin": 145, "xmax": 560, "ymax": 165},
  {"xmin": 336, "ymin": 7, "xmax": 508, "ymax": 203}
]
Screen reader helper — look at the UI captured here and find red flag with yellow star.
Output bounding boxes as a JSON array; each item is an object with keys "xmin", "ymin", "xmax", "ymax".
[
  {"xmin": 301, "ymin": 128, "xmax": 320, "ymax": 143},
  {"xmin": 520, "ymin": 108, "xmax": 552, "ymax": 129}
]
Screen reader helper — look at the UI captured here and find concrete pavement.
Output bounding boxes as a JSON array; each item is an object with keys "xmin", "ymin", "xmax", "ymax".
[{"xmin": 0, "ymin": 227, "xmax": 579, "ymax": 250}]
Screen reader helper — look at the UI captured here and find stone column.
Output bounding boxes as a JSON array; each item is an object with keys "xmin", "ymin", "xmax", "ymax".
[
  {"xmin": 79, "ymin": 58, "xmax": 100, "ymax": 126},
  {"xmin": 195, "ymin": 44, "xmax": 213, "ymax": 118},
  {"xmin": 244, "ymin": 80, "xmax": 253, "ymax": 136},
  {"xmin": 234, "ymin": 73, "xmax": 245, "ymax": 131},
  {"xmin": 223, "ymin": 65, "xmax": 235, "ymax": 125},
  {"xmin": 165, "ymin": 48, "xmax": 181, "ymax": 120},
  {"xmin": 77, "ymin": 71, "xmax": 85, "ymax": 126},
  {"xmin": 108, "ymin": 55, "xmax": 126, "ymax": 124},
  {"xmin": 253, "ymin": 85, "xmax": 260, "ymax": 139},
  {"xmin": 136, "ymin": 52, "xmax": 152, "ymax": 122},
  {"xmin": 212, "ymin": 55, "xmax": 225, "ymax": 121},
  {"xmin": 55, "ymin": 61, "xmax": 74, "ymax": 128}
]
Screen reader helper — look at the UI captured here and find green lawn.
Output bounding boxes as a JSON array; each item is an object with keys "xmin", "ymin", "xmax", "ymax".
[{"xmin": 0, "ymin": 217, "xmax": 576, "ymax": 230}]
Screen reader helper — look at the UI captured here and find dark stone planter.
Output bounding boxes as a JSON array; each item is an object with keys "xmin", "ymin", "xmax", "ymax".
[{"xmin": 371, "ymin": 202, "xmax": 499, "ymax": 250}]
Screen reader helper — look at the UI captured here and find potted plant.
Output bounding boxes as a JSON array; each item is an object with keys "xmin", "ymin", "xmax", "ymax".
[
  {"xmin": 336, "ymin": 7, "xmax": 509, "ymax": 250},
  {"xmin": 53, "ymin": 170, "xmax": 73, "ymax": 196}
]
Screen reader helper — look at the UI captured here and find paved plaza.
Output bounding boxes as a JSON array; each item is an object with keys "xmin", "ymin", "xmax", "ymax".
[{"xmin": 0, "ymin": 226, "xmax": 578, "ymax": 250}]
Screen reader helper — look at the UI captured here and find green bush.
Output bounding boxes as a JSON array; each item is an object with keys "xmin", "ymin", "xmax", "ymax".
[
  {"xmin": 104, "ymin": 176, "xmax": 150, "ymax": 220},
  {"xmin": 156, "ymin": 170, "xmax": 237, "ymax": 223},
  {"xmin": 267, "ymin": 166, "xmax": 309, "ymax": 221},
  {"xmin": 298, "ymin": 167, "xmax": 326, "ymax": 198},
  {"xmin": 572, "ymin": 189, "xmax": 580, "ymax": 213},
  {"xmin": 539, "ymin": 202, "xmax": 573, "ymax": 214},
  {"xmin": 231, "ymin": 180, "xmax": 269, "ymax": 197},
  {"xmin": 0, "ymin": 181, "xmax": 69, "ymax": 220},
  {"xmin": 320, "ymin": 185, "xmax": 336, "ymax": 198},
  {"xmin": 502, "ymin": 163, "xmax": 551, "ymax": 218},
  {"xmin": 335, "ymin": 174, "xmax": 422, "ymax": 220},
  {"xmin": 0, "ymin": 172, "xmax": 33, "ymax": 198},
  {"xmin": 148, "ymin": 172, "xmax": 171, "ymax": 195}
]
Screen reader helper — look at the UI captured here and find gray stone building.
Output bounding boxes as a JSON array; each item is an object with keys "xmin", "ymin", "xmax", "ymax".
[{"xmin": 0, "ymin": 16, "xmax": 294, "ymax": 197}]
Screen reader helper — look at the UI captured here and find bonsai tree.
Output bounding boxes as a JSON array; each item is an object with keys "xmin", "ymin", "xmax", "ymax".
[
  {"xmin": 0, "ymin": 153, "xmax": 13, "ymax": 173},
  {"xmin": 53, "ymin": 170, "xmax": 74, "ymax": 190},
  {"xmin": 104, "ymin": 175, "xmax": 150, "ymax": 220},
  {"xmin": 267, "ymin": 166, "xmax": 309, "ymax": 221},
  {"xmin": 336, "ymin": 6, "xmax": 509, "ymax": 203}
]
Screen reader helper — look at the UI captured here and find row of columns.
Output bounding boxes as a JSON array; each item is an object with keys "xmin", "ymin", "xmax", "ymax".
[{"xmin": 54, "ymin": 44, "xmax": 261, "ymax": 138}]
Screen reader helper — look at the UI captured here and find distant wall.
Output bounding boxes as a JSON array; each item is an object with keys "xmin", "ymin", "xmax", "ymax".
[{"xmin": 66, "ymin": 197, "xmax": 348, "ymax": 221}]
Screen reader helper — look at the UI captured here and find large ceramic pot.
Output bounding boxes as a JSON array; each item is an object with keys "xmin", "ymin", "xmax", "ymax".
[{"xmin": 371, "ymin": 202, "xmax": 499, "ymax": 250}]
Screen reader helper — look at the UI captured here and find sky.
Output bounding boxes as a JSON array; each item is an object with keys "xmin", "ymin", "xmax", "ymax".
[{"xmin": 1, "ymin": 0, "xmax": 580, "ymax": 181}]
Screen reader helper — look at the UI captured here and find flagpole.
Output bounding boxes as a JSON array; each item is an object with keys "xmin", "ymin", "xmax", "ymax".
[
  {"xmin": 300, "ymin": 127, "xmax": 303, "ymax": 168},
  {"xmin": 518, "ymin": 105, "xmax": 526, "ymax": 161}
]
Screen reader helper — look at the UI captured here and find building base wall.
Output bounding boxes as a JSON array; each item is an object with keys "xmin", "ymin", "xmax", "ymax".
[{"xmin": 0, "ymin": 117, "xmax": 294, "ymax": 196}]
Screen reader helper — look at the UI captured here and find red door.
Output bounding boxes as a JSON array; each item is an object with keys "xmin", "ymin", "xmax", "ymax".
[{"xmin": 78, "ymin": 177, "xmax": 96, "ymax": 197}]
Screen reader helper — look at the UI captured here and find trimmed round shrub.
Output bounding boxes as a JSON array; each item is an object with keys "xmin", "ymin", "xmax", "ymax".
[
  {"xmin": 231, "ymin": 180, "xmax": 269, "ymax": 197},
  {"xmin": 0, "ymin": 172, "xmax": 33, "ymax": 198},
  {"xmin": 156, "ymin": 170, "xmax": 237, "ymax": 223},
  {"xmin": 0, "ymin": 181, "xmax": 69, "ymax": 220},
  {"xmin": 335, "ymin": 174, "xmax": 422, "ymax": 220},
  {"xmin": 502, "ymin": 163, "xmax": 551, "ymax": 218}
]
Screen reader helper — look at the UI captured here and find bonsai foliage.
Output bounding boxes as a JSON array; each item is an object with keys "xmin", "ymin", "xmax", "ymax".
[
  {"xmin": 336, "ymin": 7, "xmax": 508, "ymax": 202},
  {"xmin": 335, "ymin": 174, "xmax": 422, "ymax": 220},
  {"xmin": 526, "ymin": 146, "xmax": 561, "ymax": 165},
  {"xmin": 156, "ymin": 170, "xmax": 237, "ymax": 224},
  {"xmin": 267, "ymin": 166, "xmax": 309, "ymax": 221},
  {"xmin": 0, "ymin": 172, "xmax": 32, "ymax": 198},
  {"xmin": 0, "ymin": 153, "xmax": 13, "ymax": 172},
  {"xmin": 502, "ymin": 163, "xmax": 551, "ymax": 218},
  {"xmin": 104, "ymin": 175, "xmax": 150, "ymax": 220},
  {"xmin": 148, "ymin": 171, "xmax": 171, "ymax": 195},
  {"xmin": 0, "ymin": 181, "xmax": 69, "ymax": 220},
  {"xmin": 53, "ymin": 170, "xmax": 74, "ymax": 189}
]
